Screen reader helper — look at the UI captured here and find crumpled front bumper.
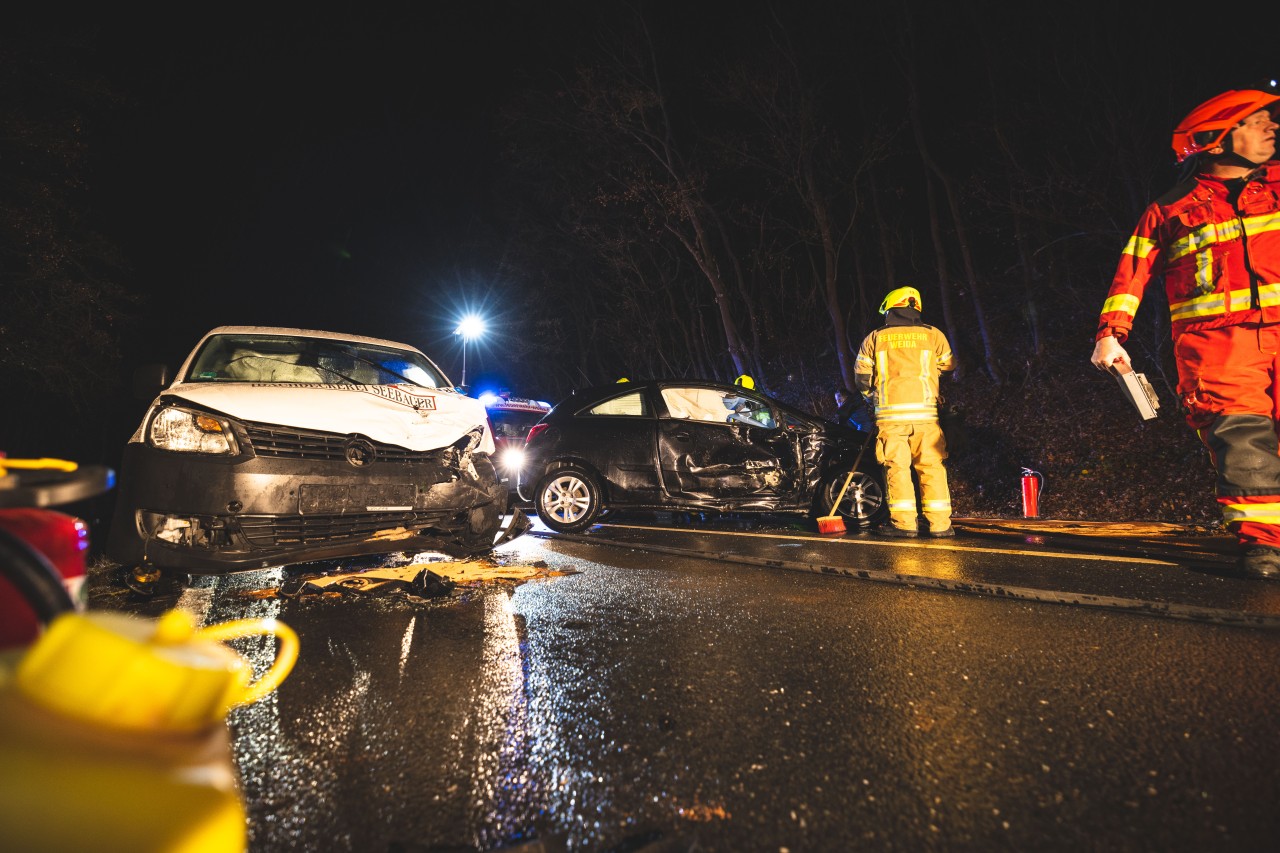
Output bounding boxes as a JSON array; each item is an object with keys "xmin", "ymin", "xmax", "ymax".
[{"xmin": 106, "ymin": 442, "xmax": 523, "ymax": 575}]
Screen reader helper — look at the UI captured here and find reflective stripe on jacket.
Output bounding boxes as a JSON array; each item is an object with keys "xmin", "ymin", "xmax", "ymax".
[
  {"xmin": 853, "ymin": 324, "xmax": 954, "ymax": 423},
  {"xmin": 1096, "ymin": 161, "xmax": 1280, "ymax": 343}
]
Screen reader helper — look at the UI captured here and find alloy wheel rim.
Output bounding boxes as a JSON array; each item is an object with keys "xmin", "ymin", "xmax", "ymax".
[
  {"xmin": 545, "ymin": 476, "xmax": 591, "ymax": 523},
  {"xmin": 843, "ymin": 474, "xmax": 882, "ymax": 520}
]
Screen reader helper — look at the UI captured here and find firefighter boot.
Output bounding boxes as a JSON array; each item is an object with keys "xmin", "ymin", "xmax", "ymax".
[{"xmin": 1239, "ymin": 545, "xmax": 1280, "ymax": 580}]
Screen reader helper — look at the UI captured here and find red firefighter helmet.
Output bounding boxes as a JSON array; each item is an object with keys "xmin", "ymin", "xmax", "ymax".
[{"xmin": 1171, "ymin": 87, "xmax": 1279, "ymax": 163}]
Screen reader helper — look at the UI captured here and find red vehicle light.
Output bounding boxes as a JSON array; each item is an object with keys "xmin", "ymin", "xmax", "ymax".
[{"xmin": 525, "ymin": 423, "xmax": 549, "ymax": 445}]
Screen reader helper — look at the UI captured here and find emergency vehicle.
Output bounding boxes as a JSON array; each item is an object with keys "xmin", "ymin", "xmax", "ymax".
[{"xmin": 480, "ymin": 393, "xmax": 552, "ymax": 498}]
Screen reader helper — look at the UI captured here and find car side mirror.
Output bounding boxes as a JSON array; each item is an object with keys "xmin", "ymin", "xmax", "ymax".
[{"xmin": 132, "ymin": 363, "xmax": 172, "ymax": 400}]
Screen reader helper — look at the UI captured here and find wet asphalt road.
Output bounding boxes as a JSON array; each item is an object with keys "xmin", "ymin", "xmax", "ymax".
[{"xmin": 88, "ymin": 515, "xmax": 1280, "ymax": 852}]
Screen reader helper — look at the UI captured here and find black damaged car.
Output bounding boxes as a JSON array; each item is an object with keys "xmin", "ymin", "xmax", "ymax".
[{"xmin": 517, "ymin": 379, "xmax": 886, "ymax": 532}]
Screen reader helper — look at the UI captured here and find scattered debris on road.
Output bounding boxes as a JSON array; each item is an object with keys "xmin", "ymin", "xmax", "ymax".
[{"xmin": 272, "ymin": 557, "xmax": 578, "ymax": 600}]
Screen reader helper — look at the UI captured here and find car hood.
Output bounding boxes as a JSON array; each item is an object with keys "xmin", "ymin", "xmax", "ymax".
[{"xmin": 152, "ymin": 383, "xmax": 495, "ymax": 453}]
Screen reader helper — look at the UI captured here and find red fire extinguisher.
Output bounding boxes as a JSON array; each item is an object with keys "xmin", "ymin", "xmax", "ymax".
[{"xmin": 1021, "ymin": 468, "xmax": 1043, "ymax": 518}]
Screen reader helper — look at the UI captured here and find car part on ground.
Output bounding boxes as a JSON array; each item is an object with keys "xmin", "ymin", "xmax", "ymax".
[{"xmin": 106, "ymin": 326, "xmax": 527, "ymax": 589}]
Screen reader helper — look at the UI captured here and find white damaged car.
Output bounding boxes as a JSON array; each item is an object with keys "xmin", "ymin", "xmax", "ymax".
[{"xmin": 106, "ymin": 326, "xmax": 528, "ymax": 592}]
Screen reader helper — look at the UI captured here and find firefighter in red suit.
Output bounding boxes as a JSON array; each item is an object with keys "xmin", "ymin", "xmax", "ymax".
[{"xmin": 1090, "ymin": 85, "xmax": 1280, "ymax": 579}]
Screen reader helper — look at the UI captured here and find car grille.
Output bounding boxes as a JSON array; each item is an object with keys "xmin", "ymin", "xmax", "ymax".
[
  {"xmin": 244, "ymin": 422, "xmax": 448, "ymax": 463},
  {"xmin": 238, "ymin": 510, "xmax": 455, "ymax": 547}
]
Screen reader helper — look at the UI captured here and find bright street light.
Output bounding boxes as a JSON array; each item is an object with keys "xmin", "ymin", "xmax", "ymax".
[{"xmin": 454, "ymin": 314, "xmax": 486, "ymax": 388}]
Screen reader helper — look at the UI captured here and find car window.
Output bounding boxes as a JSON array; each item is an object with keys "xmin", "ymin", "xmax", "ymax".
[
  {"xmin": 489, "ymin": 410, "xmax": 545, "ymax": 438},
  {"xmin": 662, "ymin": 387, "xmax": 775, "ymax": 429},
  {"xmin": 186, "ymin": 334, "xmax": 447, "ymax": 388},
  {"xmin": 778, "ymin": 410, "xmax": 811, "ymax": 431},
  {"xmin": 586, "ymin": 391, "xmax": 649, "ymax": 416}
]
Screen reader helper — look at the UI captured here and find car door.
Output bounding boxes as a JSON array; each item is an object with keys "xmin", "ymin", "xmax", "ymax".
[
  {"xmin": 655, "ymin": 385, "xmax": 804, "ymax": 505},
  {"xmin": 570, "ymin": 388, "xmax": 662, "ymax": 500}
]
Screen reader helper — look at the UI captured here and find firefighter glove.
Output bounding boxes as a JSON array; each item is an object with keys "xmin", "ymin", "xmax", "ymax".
[{"xmin": 1090, "ymin": 335, "xmax": 1130, "ymax": 371}]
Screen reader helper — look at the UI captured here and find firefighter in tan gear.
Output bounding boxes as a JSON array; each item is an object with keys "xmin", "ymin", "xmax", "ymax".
[{"xmin": 854, "ymin": 287, "xmax": 956, "ymax": 537}]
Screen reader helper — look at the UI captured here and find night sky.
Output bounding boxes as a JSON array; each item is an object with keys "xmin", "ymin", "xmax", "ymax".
[
  {"xmin": 80, "ymin": 4, "xmax": 585, "ymax": 375},
  {"xmin": 13, "ymin": 2, "xmax": 1275, "ymax": 390}
]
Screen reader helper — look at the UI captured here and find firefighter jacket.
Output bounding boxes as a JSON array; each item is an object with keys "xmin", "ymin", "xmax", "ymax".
[
  {"xmin": 854, "ymin": 318, "xmax": 955, "ymax": 424},
  {"xmin": 1096, "ymin": 161, "xmax": 1280, "ymax": 343}
]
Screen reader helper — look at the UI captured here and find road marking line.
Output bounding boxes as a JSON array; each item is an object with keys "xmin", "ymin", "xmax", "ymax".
[
  {"xmin": 533, "ymin": 530, "xmax": 1280, "ymax": 630},
  {"xmin": 399, "ymin": 615, "xmax": 416, "ymax": 679},
  {"xmin": 600, "ymin": 523, "xmax": 1176, "ymax": 565}
]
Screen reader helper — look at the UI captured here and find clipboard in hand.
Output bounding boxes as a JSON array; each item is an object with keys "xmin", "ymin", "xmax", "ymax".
[{"xmin": 1109, "ymin": 361, "xmax": 1160, "ymax": 421}]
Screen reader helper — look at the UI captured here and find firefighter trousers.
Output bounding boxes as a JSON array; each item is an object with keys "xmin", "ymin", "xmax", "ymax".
[
  {"xmin": 875, "ymin": 421, "xmax": 952, "ymax": 532},
  {"xmin": 1177, "ymin": 323, "xmax": 1280, "ymax": 548}
]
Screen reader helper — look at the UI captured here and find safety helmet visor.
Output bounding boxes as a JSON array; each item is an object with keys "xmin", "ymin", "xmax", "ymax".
[{"xmin": 1172, "ymin": 88, "xmax": 1279, "ymax": 163}]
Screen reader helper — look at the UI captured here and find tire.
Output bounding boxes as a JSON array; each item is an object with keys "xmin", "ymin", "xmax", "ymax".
[
  {"xmin": 817, "ymin": 466, "xmax": 887, "ymax": 529},
  {"xmin": 535, "ymin": 466, "xmax": 604, "ymax": 533}
]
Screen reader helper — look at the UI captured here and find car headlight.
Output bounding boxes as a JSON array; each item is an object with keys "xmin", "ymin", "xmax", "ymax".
[
  {"xmin": 500, "ymin": 446, "xmax": 525, "ymax": 472},
  {"xmin": 148, "ymin": 406, "xmax": 240, "ymax": 455}
]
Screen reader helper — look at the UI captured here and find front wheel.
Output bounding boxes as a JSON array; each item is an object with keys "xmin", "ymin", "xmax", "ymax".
[
  {"xmin": 535, "ymin": 466, "xmax": 604, "ymax": 533},
  {"xmin": 816, "ymin": 467, "xmax": 887, "ymax": 529}
]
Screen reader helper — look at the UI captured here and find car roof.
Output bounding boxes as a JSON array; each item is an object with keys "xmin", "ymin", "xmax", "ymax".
[
  {"xmin": 561, "ymin": 378, "xmax": 817, "ymax": 417},
  {"xmin": 571, "ymin": 378, "xmax": 759, "ymax": 398},
  {"xmin": 198, "ymin": 325, "xmax": 427, "ymax": 355}
]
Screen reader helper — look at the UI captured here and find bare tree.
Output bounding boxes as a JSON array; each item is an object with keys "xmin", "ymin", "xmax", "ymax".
[{"xmin": 705, "ymin": 33, "xmax": 890, "ymax": 392}]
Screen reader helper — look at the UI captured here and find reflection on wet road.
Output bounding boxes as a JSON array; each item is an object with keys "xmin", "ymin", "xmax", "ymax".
[
  {"xmin": 86, "ymin": 517, "xmax": 1280, "ymax": 851},
  {"xmin": 472, "ymin": 590, "xmax": 534, "ymax": 849},
  {"xmin": 566, "ymin": 516, "xmax": 1280, "ymax": 625}
]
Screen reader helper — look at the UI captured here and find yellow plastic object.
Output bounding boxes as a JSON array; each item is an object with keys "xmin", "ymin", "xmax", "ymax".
[
  {"xmin": 0, "ymin": 609, "xmax": 299, "ymax": 852},
  {"xmin": 0, "ymin": 456, "xmax": 79, "ymax": 474},
  {"xmin": 15, "ymin": 609, "xmax": 298, "ymax": 731}
]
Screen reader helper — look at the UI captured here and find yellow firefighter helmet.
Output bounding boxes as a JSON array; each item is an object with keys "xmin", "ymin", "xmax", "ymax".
[
  {"xmin": 879, "ymin": 286, "xmax": 922, "ymax": 314},
  {"xmin": 734, "ymin": 374, "xmax": 755, "ymax": 390}
]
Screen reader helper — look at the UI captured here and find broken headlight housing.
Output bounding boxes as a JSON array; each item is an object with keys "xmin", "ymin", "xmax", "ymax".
[
  {"xmin": 148, "ymin": 406, "xmax": 240, "ymax": 455},
  {"xmin": 139, "ymin": 511, "xmax": 236, "ymax": 549}
]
